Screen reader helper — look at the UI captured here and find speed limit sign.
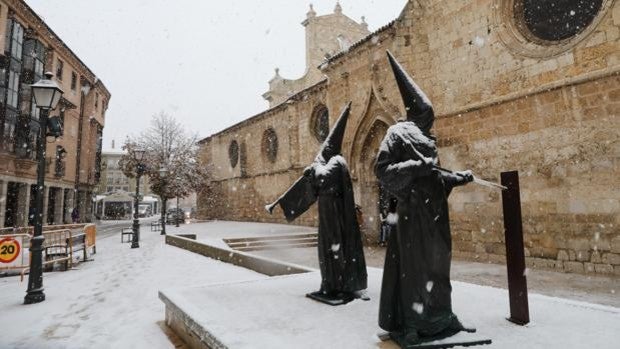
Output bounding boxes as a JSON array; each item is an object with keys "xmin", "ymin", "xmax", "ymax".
[{"xmin": 0, "ymin": 237, "xmax": 21, "ymax": 264}]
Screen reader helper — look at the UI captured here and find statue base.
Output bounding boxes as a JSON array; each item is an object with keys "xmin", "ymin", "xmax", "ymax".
[
  {"xmin": 306, "ymin": 290, "xmax": 355, "ymax": 306},
  {"xmin": 159, "ymin": 270, "xmax": 395, "ymax": 349},
  {"xmin": 378, "ymin": 330, "xmax": 492, "ymax": 348}
]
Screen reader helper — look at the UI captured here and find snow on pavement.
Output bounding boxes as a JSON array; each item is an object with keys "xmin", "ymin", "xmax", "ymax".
[
  {"xmin": 161, "ymin": 268, "xmax": 620, "ymax": 349},
  {"xmin": 170, "ymin": 220, "xmax": 317, "ymax": 249},
  {"xmin": 0, "ymin": 226, "xmax": 266, "ymax": 349},
  {"xmin": 2, "ymin": 220, "xmax": 619, "ymax": 349}
]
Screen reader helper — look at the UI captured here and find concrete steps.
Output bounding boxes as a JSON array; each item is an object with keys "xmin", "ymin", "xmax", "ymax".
[{"xmin": 224, "ymin": 232, "xmax": 318, "ymax": 252}]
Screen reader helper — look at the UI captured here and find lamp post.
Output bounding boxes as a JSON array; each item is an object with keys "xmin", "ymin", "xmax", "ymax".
[
  {"xmin": 131, "ymin": 148, "xmax": 147, "ymax": 249},
  {"xmin": 158, "ymin": 166, "xmax": 168, "ymax": 235},
  {"xmin": 175, "ymin": 176, "xmax": 181, "ymax": 227},
  {"xmin": 25, "ymin": 72, "xmax": 64, "ymax": 305}
]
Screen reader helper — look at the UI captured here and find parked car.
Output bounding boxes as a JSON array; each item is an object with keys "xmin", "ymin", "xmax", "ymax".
[
  {"xmin": 138, "ymin": 204, "xmax": 152, "ymax": 217},
  {"xmin": 166, "ymin": 208, "xmax": 184, "ymax": 224}
]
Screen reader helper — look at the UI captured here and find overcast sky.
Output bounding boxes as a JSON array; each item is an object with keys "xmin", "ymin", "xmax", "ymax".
[{"xmin": 25, "ymin": 0, "xmax": 406, "ymax": 149}]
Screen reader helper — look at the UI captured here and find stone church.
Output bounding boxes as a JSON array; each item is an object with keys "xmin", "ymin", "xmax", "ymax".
[{"xmin": 198, "ymin": 1, "xmax": 620, "ymax": 275}]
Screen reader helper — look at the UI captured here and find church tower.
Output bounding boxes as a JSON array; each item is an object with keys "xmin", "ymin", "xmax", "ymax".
[{"xmin": 262, "ymin": 2, "xmax": 370, "ymax": 107}]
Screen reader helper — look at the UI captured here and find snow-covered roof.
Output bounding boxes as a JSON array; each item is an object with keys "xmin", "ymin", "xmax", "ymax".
[
  {"xmin": 102, "ymin": 149, "xmax": 127, "ymax": 155},
  {"xmin": 141, "ymin": 196, "xmax": 159, "ymax": 203},
  {"xmin": 102, "ymin": 191, "xmax": 133, "ymax": 201}
]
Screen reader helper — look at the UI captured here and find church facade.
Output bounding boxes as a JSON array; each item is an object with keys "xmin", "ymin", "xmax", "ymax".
[{"xmin": 198, "ymin": 1, "xmax": 620, "ymax": 275}]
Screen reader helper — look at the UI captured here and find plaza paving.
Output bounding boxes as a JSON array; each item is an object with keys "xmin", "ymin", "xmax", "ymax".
[
  {"xmin": 0, "ymin": 220, "xmax": 617, "ymax": 348},
  {"xmin": 187, "ymin": 220, "xmax": 620, "ymax": 308}
]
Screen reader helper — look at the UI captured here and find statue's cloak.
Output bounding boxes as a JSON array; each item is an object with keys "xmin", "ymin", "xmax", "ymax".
[{"xmin": 375, "ymin": 121, "xmax": 468, "ymax": 335}]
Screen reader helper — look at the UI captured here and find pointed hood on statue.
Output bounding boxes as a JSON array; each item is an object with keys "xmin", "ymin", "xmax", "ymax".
[
  {"xmin": 317, "ymin": 101, "xmax": 352, "ymax": 162},
  {"xmin": 386, "ymin": 51, "xmax": 434, "ymax": 135}
]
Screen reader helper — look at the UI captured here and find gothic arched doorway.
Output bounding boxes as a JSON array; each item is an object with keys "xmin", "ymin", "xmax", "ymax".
[
  {"xmin": 347, "ymin": 88, "xmax": 397, "ymax": 244},
  {"xmin": 357, "ymin": 120, "xmax": 389, "ymax": 244}
]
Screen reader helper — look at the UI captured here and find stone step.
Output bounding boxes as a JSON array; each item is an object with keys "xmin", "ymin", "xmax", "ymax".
[
  {"xmin": 236, "ymin": 241, "xmax": 318, "ymax": 252},
  {"xmin": 224, "ymin": 232, "xmax": 317, "ymax": 244},
  {"xmin": 226, "ymin": 234, "xmax": 318, "ymax": 252},
  {"xmin": 227, "ymin": 236, "xmax": 317, "ymax": 247}
]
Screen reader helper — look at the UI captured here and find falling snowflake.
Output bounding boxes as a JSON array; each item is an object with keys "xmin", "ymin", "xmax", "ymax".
[
  {"xmin": 412, "ymin": 302, "xmax": 424, "ymax": 314},
  {"xmin": 472, "ymin": 35, "xmax": 485, "ymax": 47}
]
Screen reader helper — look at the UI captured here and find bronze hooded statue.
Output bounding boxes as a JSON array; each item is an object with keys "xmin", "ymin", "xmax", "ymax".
[
  {"xmin": 267, "ymin": 102, "xmax": 368, "ymax": 305},
  {"xmin": 374, "ymin": 51, "xmax": 477, "ymax": 346}
]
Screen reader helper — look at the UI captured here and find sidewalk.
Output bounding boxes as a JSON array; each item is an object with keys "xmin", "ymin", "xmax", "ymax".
[{"xmin": 0, "ymin": 221, "xmax": 265, "ymax": 349}]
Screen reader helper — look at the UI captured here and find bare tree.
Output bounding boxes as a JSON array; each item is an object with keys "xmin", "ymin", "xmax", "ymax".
[{"xmin": 119, "ymin": 111, "xmax": 207, "ymax": 224}]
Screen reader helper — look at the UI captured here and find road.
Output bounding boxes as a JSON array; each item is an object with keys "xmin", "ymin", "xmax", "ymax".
[{"xmin": 94, "ymin": 216, "xmax": 160, "ymax": 240}]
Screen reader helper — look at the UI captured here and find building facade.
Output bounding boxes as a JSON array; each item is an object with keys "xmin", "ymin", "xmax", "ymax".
[
  {"xmin": 199, "ymin": 1, "xmax": 620, "ymax": 275},
  {"xmin": 95, "ymin": 149, "xmax": 159, "ymax": 220},
  {"xmin": 97, "ymin": 150, "xmax": 152, "ymax": 196},
  {"xmin": 0, "ymin": 0, "xmax": 110, "ymax": 227}
]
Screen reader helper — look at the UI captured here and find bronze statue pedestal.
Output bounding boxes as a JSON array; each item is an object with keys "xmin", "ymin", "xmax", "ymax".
[
  {"xmin": 378, "ymin": 330, "xmax": 492, "ymax": 349},
  {"xmin": 306, "ymin": 290, "xmax": 355, "ymax": 306}
]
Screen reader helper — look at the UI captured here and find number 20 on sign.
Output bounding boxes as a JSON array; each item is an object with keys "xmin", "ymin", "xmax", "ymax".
[{"xmin": 0, "ymin": 237, "xmax": 21, "ymax": 264}]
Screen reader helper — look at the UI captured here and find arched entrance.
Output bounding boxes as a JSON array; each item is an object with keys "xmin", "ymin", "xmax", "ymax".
[
  {"xmin": 357, "ymin": 120, "xmax": 389, "ymax": 243},
  {"xmin": 348, "ymin": 89, "xmax": 397, "ymax": 244}
]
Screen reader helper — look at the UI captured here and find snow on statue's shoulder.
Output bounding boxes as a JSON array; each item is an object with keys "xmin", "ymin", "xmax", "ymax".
[{"xmin": 314, "ymin": 155, "xmax": 347, "ymax": 176}]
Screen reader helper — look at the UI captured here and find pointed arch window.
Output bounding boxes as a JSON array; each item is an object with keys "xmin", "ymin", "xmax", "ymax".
[
  {"xmin": 262, "ymin": 128, "xmax": 278, "ymax": 163},
  {"xmin": 229, "ymin": 140, "xmax": 239, "ymax": 168}
]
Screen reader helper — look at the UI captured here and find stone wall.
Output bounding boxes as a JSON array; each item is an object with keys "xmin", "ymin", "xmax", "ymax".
[
  {"xmin": 439, "ymin": 74, "xmax": 620, "ymax": 275},
  {"xmin": 198, "ymin": 0, "xmax": 620, "ymax": 275},
  {"xmin": 198, "ymin": 82, "xmax": 329, "ymax": 228}
]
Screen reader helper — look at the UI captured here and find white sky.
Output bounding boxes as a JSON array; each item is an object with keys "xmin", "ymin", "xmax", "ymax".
[{"xmin": 25, "ymin": 0, "xmax": 406, "ymax": 149}]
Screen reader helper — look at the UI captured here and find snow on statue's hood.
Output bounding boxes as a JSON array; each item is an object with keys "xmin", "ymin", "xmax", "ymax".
[{"xmin": 386, "ymin": 50, "xmax": 434, "ymax": 136}]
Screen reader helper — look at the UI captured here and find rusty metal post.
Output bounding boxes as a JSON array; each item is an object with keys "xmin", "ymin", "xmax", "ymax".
[{"xmin": 501, "ymin": 171, "xmax": 530, "ymax": 325}]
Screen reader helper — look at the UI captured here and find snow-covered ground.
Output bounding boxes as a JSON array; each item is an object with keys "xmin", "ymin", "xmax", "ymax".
[
  {"xmin": 1, "ymin": 220, "xmax": 619, "ymax": 348},
  {"xmin": 189, "ymin": 220, "xmax": 316, "ymax": 249},
  {"xmin": 0, "ymin": 224, "xmax": 265, "ymax": 349},
  {"xmin": 161, "ymin": 268, "xmax": 620, "ymax": 349}
]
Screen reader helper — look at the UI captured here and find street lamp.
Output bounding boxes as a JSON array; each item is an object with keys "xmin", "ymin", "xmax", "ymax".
[
  {"xmin": 131, "ymin": 148, "xmax": 147, "ymax": 249},
  {"xmin": 158, "ymin": 166, "xmax": 168, "ymax": 235},
  {"xmin": 175, "ymin": 176, "xmax": 181, "ymax": 227},
  {"xmin": 25, "ymin": 72, "xmax": 64, "ymax": 305}
]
